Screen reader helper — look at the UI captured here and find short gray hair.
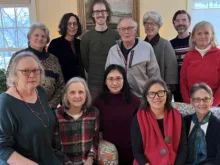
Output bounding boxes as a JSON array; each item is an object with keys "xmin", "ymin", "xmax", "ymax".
[
  {"xmin": 143, "ymin": 11, "xmax": 163, "ymax": 28},
  {"xmin": 190, "ymin": 82, "xmax": 213, "ymax": 98},
  {"xmin": 117, "ymin": 17, "xmax": 138, "ymax": 30},
  {"xmin": 189, "ymin": 21, "xmax": 218, "ymax": 49},
  {"xmin": 27, "ymin": 22, "xmax": 50, "ymax": 45},
  {"xmin": 62, "ymin": 77, "xmax": 92, "ymax": 110},
  {"xmin": 7, "ymin": 51, "xmax": 45, "ymax": 87}
]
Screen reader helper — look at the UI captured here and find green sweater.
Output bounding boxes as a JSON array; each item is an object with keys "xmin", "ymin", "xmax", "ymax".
[
  {"xmin": 0, "ymin": 86, "xmax": 62, "ymax": 165},
  {"xmin": 80, "ymin": 28, "xmax": 120, "ymax": 98}
]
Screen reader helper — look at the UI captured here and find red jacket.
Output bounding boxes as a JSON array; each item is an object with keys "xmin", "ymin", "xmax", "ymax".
[{"xmin": 180, "ymin": 46, "xmax": 220, "ymax": 106}]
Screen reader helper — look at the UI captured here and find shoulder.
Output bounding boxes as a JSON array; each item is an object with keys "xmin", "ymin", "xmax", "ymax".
[
  {"xmin": 47, "ymin": 53, "xmax": 59, "ymax": 63},
  {"xmin": 159, "ymin": 37, "xmax": 173, "ymax": 47},
  {"xmin": 183, "ymin": 114, "xmax": 193, "ymax": 123},
  {"xmin": 132, "ymin": 94, "xmax": 141, "ymax": 105},
  {"xmin": 87, "ymin": 106, "xmax": 100, "ymax": 116},
  {"xmin": 54, "ymin": 106, "xmax": 65, "ymax": 119},
  {"xmin": 37, "ymin": 86, "xmax": 47, "ymax": 96},
  {"xmin": 210, "ymin": 112, "xmax": 220, "ymax": 125},
  {"xmin": 81, "ymin": 30, "xmax": 94, "ymax": 40},
  {"xmin": 170, "ymin": 37, "xmax": 178, "ymax": 43},
  {"xmin": 107, "ymin": 28, "xmax": 119, "ymax": 35},
  {"xmin": 50, "ymin": 37, "xmax": 62, "ymax": 43}
]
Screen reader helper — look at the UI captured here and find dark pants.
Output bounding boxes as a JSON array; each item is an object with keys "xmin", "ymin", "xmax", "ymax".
[{"xmin": 174, "ymin": 83, "xmax": 183, "ymax": 102}]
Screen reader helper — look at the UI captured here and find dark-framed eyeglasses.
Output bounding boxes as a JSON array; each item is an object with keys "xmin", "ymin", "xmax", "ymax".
[
  {"xmin": 192, "ymin": 97, "xmax": 212, "ymax": 103},
  {"xmin": 118, "ymin": 26, "xmax": 135, "ymax": 33},
  {"xmin": 18, "ymin": 69, "xmax": 41, "ymax": 76},
  {"xmin": 147, "ymin": 90, "xmax": 166, "ymax": 99},
  {"xmin": 93, "ymin": 10, "xmax": 107, "ymax": 15},
  {"xmin": 67, "ymin": 22, "xmax": 78, "ymax": 27}
]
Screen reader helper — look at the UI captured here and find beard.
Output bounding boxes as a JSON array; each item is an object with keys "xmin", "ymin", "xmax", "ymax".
[{"xmin": 175, "ymin": 25, "xmax": 188, "ymax": 33}]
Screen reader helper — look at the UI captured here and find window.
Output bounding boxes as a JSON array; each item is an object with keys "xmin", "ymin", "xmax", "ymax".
[
  {"xmin": 187, "ymin": 0, "xmax": 220, "ymax": 45},
  {"xmin": 0, "ymin": 0, "xmax": 36, "ymax": 69}
]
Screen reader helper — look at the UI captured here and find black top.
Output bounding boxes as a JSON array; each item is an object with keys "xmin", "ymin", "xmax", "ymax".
[
  {"xmin": 131, "ymin": 113, "xmax": 187, "ymax": 165},
  {"xmin": 48, "ymin": 36, "xmax": 85, "ymax": 83},
  {"xmin": 0, "ymin": 86, "xmax": 62, "ymax": 165},
  {"xmin": 184, "ymin": 113, "xmax": 220, "ymax": 164},
  {"xmin": 120, "ymin": 38, "xmax": 138, "ymax": 61}
]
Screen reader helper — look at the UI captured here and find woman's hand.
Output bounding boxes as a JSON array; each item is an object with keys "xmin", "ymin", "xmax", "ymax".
[{"xmin": 83, "ymin": 157, "xmax": 93, "ymax": 165}]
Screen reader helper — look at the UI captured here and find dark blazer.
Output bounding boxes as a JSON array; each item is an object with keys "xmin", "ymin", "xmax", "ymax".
[
  {"xmin": 48, "ymin": 36, "xmax": 85, "ymax": 83},
  {"xmin": 184, "ymin": 112, "xmax": 220, "ymax": 165}
]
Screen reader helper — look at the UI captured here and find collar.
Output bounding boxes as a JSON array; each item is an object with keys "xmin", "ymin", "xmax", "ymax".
[
  {"xmin": 144, "ymin": 33, "xmax": 160, "ymax": 46},
  {"xmin": 27, "ymin": 46, "xmax": 49, "ymax": 60}
]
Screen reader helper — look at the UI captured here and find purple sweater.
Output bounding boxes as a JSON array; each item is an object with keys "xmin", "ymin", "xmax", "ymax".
[{"xmin": 93, "ymin": 93, "xmax": 140, "ymax": 164}]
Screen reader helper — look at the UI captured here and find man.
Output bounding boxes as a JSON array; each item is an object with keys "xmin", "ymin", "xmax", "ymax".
[
  {"xmin": 170, "ymin": 10, "xmax": 191, "ymax": 102},
  {"xmin": 80, "ymin": 0, "xmax": 120, "ymax": 99},
  {"xmin": 106, "ymin": 17, "xmax": 161, "ymax": 98}
]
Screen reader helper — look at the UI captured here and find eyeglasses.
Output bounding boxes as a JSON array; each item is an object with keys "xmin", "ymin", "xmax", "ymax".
[
  {"xmin": 18, "ymin": 69, "xmax": 41, "ymax": 76},
  {"xmin": 147, "ymin": 90, "xmax": 166, "ymax": 99},
  {"xmin": 106, "ymin": 77, "xmax": 123, "ymax": 83},
  {"xmin": 67, "ymin": 22, "xmax": 78, "ymax": 27},
  {"xmin": 118, "ymin": 26, "xmax": 135, "ymax": 33},
  {"xmin": 192, "ymin": 97, "xmax": 212, "ymax": 103},
  {"xmin": 144, "ymin": 21, "xmax": 157, "ymax": 27},
  {"xmin": 173, "ymin": 19, "xmax": 188, "ymax": 24},
  {"xmin": 93, "ymin": 10, "xmax": 107, "ymax": 15}
]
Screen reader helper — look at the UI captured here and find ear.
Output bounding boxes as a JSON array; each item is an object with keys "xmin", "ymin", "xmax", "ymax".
[
  {"xmin": 210, "ymin": 97, "xmax": 214, "ymax": 106},
  {"xmin": 190, "ymin": 98, "xmax": 193, "ymax": 104}
]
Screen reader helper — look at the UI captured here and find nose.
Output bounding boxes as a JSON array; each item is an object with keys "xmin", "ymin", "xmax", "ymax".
[
  {"xmin": 28, "ymin": 71, "xmax": 35, "ymax": 77},
  {"xmin": 112, "ymin": 80, "xmax": 118, "ymax": 85}
]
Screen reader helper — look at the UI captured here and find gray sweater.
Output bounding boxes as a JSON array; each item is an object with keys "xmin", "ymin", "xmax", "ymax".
[{"xmin": 152, "ymin": 37, "xmax": 178, "ymax": 85}]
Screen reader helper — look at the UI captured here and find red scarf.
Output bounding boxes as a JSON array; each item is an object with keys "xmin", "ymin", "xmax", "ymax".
[{"xmin": 133, "ymin": 108, "xmax": 181, "ymax": 165}]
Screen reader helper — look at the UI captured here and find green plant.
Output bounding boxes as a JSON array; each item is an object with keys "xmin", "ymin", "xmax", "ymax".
[{"xmin": 0, "ymin": 68, "xmax": 7, "ymax": 93}]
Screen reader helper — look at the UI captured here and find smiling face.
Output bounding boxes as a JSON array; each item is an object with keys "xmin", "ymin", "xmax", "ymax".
[
  {"xmin": 147, "ymin": 83, "xmax": 167, "ymax": 111},
  {"xmin": 144, "ymin": 18, "xmax": 159, "ymax": 39},
  {"xmin": 66, "ymin": 16, "xmax": 78, "ymax": 38},
  {"xmin": 193, "ymin": 27, "xmax": 213, "ymax": 49},
  {"xmin": 66, "ymin": 82, "xmax": 86, "ymax": 109},
  {"xmin": 106, "ymin": 70, "xmax": 124, "ymax": 94},
  {"xmin": 191, "ymin": 89, "xmax": 213, "ymax": 117},
  {"xmin": 174, "ymin": 13, "xmax": 191, "ymax": 34},
  {"xmin": 29, "ymin": 28, "xmax": 47, "ymax": 51},
  {"xmin": 92, "ymin": 3, "xmax": 108, "ymax": 26},
  {"xmin": 16, "ymin": 57, "xmax": 41, "ymax": 91}
]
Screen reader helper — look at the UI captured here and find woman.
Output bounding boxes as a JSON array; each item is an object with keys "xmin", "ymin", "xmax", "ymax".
[
  {"xmin": 48, "ymin": 13, "xmax": 85, "ymax": 83},
  {"xmin": 180, "ymin": 21, "xmax": 220, "ymax": 106},
  {"xmin": 7, "ymin": 22, "xmax": 64, "ymax": 109},
  {"xmin": 93, "ymin": 64, "xmax": 140, "ymax": 165},
  {"xmin": 53, "ymin": 77, "xmax": 99, "ymax": 165},
  {"xmin": 0, "ymin": 51, "xmax": 62, "ymax": 165},
  {"xmin": 131, "ymin": 78, "xmax": 187, "ymax": 165},
  {"xmin": 143, "ymin": 11, "xmax": 178, "ymax": 92},
  {"xmin": 184, "ymin": 83, "xmax": 220, "ymax": 165}
]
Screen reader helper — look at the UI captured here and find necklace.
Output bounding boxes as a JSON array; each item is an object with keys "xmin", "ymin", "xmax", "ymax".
[{"xmin": 15, "ymin": 87, "xmax": 50, "ymax": 128}]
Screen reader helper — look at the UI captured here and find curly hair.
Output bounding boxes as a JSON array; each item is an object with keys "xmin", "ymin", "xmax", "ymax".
[
  {"xmin": 58, "ymin": 13, "xmax": 82, "ymax": 37},
  {"xmin": 87, "ymin": 0, "xmax": 112, "ymax": 23}
]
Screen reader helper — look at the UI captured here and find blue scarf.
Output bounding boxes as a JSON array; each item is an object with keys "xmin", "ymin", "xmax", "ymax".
[{"xmin": 186, "ymin": 111, "xmax": 211, "ymax": 165}]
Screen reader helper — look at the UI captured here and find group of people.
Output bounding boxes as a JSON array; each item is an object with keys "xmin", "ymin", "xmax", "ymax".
[{"xmin": 0, "ymin": 0, "xmax": 220, "ymax": 164}]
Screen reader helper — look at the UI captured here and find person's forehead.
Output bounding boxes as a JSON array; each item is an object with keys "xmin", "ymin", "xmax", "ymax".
[
  {"xmin": 93, "ymin": 3, "xmax": 106, "ymax": 10},
  {"xmin": 175, "ymin": 14, "xmax": 188, "ymax": 19},
  {"xmin": 119, "ymin": 19, "xmax": 133, "ymax": 27},
  {"xmin": 68, "ymin": 16, "xmax": 77, "ymax": 22}
]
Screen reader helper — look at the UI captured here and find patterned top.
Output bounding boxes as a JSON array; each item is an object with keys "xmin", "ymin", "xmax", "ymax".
[
  {"xmin": 7, "ymin": 47, "xmax": 65, "ymax": 109},
  {"xmin": 53, "ymin": 106, "xmax": 99, "ymax": 165}
]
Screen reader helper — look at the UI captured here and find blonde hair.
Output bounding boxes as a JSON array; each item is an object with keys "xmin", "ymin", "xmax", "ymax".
[
  {"xmin": 189, "ymin": 21, "xmax": 218, "ymax": 49},
  {"xmin": 62, "ymin": 77, "xmax": 92, "ymax": 110},
  {"xmin": 7, "ymin": 51, "xmax": 45, "ymax": 87}
]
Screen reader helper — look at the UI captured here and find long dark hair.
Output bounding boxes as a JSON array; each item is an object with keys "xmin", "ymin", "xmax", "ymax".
[
  {"xmin": 58, "ymin": 13, "xmax": 82, "ymax": 37},
  {"xmin": 100, "ymin": 64, "xmax": 133, "ymax": 104},
  {"xmin": 140, "ymin": 78, "xmax": 173, "ymax": 111}
]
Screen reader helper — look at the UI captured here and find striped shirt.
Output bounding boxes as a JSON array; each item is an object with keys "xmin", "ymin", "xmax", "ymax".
[{"xmin": 53, "ymin": 106, "xmax": 99, "ymax": 165}]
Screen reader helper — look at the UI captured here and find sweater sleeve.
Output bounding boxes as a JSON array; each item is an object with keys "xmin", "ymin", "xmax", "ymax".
[
  {"xmin": 174, "ymin": 116, "xmax": 188, "ymax": 165},
  {"xmin": 80, "ymin": 33, "xmax": 89, "ymax": 72},
  {"xmin": 180, "ymin": 53, "xmax": 191, "ymax": 103},
  {"xmin": 0, "ymin": 103, "xmax": 17, "ymax": 162},
  {"xmin": 164, "ymin": 41, "xmax": 178, "ymax": 85},
  {"xmin": 147, "ymin": 45, "xmax": 161, "ymax": 79},
  {"xmin": 48, "ymin": 56, "xmax": 65, "ymax": 109},
  {"xmin": 131, "ymin": 114, "xmax": 148, "ymax": 165},
  {"xmin": 213, "ymin": 60, "xmax": 220, "ymax": 106}
]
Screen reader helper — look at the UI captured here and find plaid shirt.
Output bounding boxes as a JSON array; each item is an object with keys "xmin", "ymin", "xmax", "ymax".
[{"xmin": 53, "ymin": 106, "xmax": 99, "ymax": 165}]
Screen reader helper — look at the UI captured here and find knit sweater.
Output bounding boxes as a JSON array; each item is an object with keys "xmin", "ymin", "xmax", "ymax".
[
  {"xmin": 80, "ymin": 28, "xmax": 120, "ymax": 99},
  {"xmin": 180, "ymin": 46, "xmax": 220, "ymax": 106},
  {"xmin": 92, "ymin": 93, "xmax": 140, "ymax": 164}
]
